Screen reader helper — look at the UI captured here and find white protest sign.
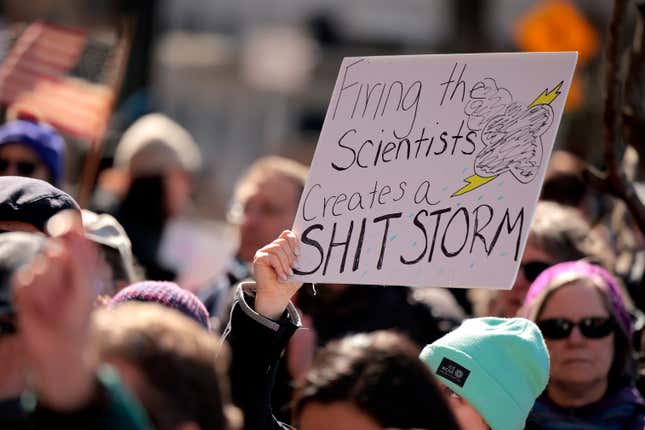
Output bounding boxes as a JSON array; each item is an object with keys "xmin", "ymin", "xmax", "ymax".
[{"xmin": 292, "ymin": 52, "xmax": 577, "ymax": 289}]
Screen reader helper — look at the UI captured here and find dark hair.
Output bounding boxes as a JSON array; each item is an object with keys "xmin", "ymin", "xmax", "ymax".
[
  {"xmin": 530, "ymin": 201, "xmax": 614, "ymax": 269},
  {"xmin": 114, "ymin": 175, "xmax": 176, "ymax": 280},
  {"xmin": 294, "ymin": 330, "xmax": 460, "ymax": 430},
  {"xmin": 118, "ymin": 175, "xmax": 168, "ymax": 226},
  {"xmin": 541, "ymin": 172, "xmax": 587, "ymax": 207}
]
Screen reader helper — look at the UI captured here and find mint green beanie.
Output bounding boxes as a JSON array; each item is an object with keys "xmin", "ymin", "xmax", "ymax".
[{"xmin": 419, "ymin": 317, "xmax": 549, "ymax": 430}]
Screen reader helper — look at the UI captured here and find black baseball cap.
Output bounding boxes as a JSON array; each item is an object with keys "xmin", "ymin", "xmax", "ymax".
[{"xmin": 0, "ymin": 176, "xmax": 80, "ymax": 232}]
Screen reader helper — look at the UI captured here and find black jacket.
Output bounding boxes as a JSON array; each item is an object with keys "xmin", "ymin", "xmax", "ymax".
[{"xmin": 227, "ymin": 284, "xmax": 301, "ymax": 430}]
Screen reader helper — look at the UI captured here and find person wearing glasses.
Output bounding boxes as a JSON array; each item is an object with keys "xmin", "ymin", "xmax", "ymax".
[
  {"xmin": 199, "ymin": 156, "xmax": 308, "ymax": 321},
  {"xmin": 520, "ymin": 261, "xmax": 645, "ymax": 429},
  {"xmin": 475, "ymin": 201, "xmax": 614, "ymax": 318},
  {"xmin": 0, "ymin": 118, "xmax": 64, "ymax": 186}
]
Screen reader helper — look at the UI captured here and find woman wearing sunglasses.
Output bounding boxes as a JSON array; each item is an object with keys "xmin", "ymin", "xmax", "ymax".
[{"xmin": 520, "ymin": 261, "xmax": 645, "ymax": 430}]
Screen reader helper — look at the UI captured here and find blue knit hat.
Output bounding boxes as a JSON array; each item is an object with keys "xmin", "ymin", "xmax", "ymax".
[
  {"xmin": 0, "ymin": 120, "xmax": 64, "ymax": 185},
  {"xmin": 111, "ymin": 281, "xmax": 210, "ymax": 330},
  {"xmin": 420, "ymin": 317, "xmax": 550, "ymax": 430}
]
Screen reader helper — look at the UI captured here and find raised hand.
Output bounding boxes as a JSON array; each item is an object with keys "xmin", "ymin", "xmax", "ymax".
[
  {"xmin": 252, "ymin": 230, "xmax": 302, "ymax": 319},
  {"xmin": 13, "ymin": 210, "xmax": 100, "ymax": 411}
]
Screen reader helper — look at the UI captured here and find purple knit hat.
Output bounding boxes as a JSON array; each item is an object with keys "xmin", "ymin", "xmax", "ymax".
[
  {"xmin": 111, "ymin": 281, "xmax": 211, "ymax": 330},
  {"xmin": 521, "ymin": 261, "xmax": 632, "ymax": 336}
]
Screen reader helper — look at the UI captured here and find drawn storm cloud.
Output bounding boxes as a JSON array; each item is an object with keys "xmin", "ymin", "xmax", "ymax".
[
  {"xmin": 466, "ymin": 78, "xmax": 555, "ymax": 183},
  {"xmin": 453, "ymin": 78, "xmax": 559, "ymax": 196},
  {"xmin": 476, "ymin": 101, "xmax": 553, "ymax": 183}
]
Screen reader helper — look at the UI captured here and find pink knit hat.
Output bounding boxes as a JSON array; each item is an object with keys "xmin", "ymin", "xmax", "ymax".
[
  {"xmin": 520, "ymin": 260, "xmax": 632, "ymax": 337},
  {"xmin": 111, "ymin": 281, "xmax": 211, "ymax": 330}
]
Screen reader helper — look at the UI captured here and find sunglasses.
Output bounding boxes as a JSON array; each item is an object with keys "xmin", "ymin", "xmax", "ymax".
[
  {"xmin": 537, "ymin": 317, "xmax": 615, "ymax": 340},
  {"xmin": 0, "ymin": 158, "xmax": 38, "ymax": 176},
  {"xmin": 520, "ymin": 261, "xmax": 551, "ymax": 282}
]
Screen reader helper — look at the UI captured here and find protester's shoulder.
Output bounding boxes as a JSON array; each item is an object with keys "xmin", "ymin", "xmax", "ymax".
[
  {"xmin": 32, "ymin": 365, "xmax": 152, "ymax": 430},
  {"xmin": 622, "ymin": 385, "xmax": 645, "ymax": 430},
  {"xmin": 627, "ymin": 401, "xmax": 645, "ymax": 430},
  {"xmin": 605, "ymin": 384, "xmax": 645, "ymax": 409},
  {"xmin": 94, "ymin": 365, "xmax": 153, "ymax": 430}
]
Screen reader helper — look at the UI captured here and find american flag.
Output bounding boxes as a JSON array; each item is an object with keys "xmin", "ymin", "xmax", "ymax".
[{"xmin": 0, "ymin": 21, "xmax": 125, "ymax": 142}]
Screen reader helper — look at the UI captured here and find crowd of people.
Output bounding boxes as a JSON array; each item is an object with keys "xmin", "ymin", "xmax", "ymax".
[{"xmin": 0, "ymin": 111, "xmax": 643, "ymax": 430}]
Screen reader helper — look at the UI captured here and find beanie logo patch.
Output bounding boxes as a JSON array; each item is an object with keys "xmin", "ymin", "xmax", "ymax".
[{"xmin": 437, "ymin": 357, "xmax": 470, "ymax": 387}]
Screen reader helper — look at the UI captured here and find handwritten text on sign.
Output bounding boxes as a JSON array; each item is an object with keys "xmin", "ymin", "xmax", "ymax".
[{"xmin": 292, "ymin": 52, "xmax": 577, "ymax": 289}]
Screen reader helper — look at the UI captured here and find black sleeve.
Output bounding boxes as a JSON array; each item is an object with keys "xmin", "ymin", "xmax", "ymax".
[{"xmin": 227, "ymin": 293, "xmax": 299, "ymax": 430}]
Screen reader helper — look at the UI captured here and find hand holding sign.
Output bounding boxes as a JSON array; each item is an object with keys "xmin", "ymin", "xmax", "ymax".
[
  {"xmin": 253, "ymin": 230, "xmax": 302, "ymax": 319},
  {"xmin": 292, "ymin": 52, "xmax": 577, "ymax": 290}
]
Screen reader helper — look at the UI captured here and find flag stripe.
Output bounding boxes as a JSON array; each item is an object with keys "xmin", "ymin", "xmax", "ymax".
[{"xmin": 0, "ymin": 21, "xmax": 114, "ymax": 141}]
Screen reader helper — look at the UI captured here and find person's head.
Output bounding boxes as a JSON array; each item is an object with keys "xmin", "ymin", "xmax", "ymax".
[
  {"xmin": 420, "ymin": 317, "xmax": 550, "ymax": 430},
  {"xmin": 82, "ymin": 210, "xmax": 137, "ymax": 294},
  {"xmin": 229, "ymin": 156, "xmax": 307, "ymax": 262},
  {"xmin": 111, "ymin": 281, "xmax": 210, "ymax": 330},
  {"xmin": 541, "ymin": 150, "xmax": 603, "ymax": 224},
  {"xmin": 0, "ymin": 119, "xmax": 64, "ymax": 185},
  {"xmin": 0, "ymin": 176, "xmax": 80, "ymax": 234},
  {"xmin": 294, "ymin": 330, "xmax": 460, "ymax": 430},
  {"xmin": 520, "ymin": 261, "xmax": 633, "ymax": 406},
  {"xmin": 0, "ymin": 232, "xmax": 46, "ymax": 396},
  {"xmin": 91, "ymin": 302, "xmax": 238, "ymax": 430},
  {"xmin": 115, "ymin": 113, "xmax": 202, "ymax": 219},
  {"xmin": 496, "ymin": 201, "xmax": 612, "ymax": 317}
]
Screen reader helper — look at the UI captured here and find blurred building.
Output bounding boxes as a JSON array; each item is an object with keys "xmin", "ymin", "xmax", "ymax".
[{"xmin": 0, "ymin": 0, "xmax": 620, "ymax": 218}]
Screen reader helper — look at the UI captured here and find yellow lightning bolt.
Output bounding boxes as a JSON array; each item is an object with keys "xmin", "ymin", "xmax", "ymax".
[
  {"xmin": 452, "ymin": 80, "xmax": 565, "ymax": 197},
  {"xmin": 528, "ymin": 80, "xmax": 564, "ymax": 108},
  {"xmin": 452, "ymin": 175, "xmax": 497, "ymax": 197}
]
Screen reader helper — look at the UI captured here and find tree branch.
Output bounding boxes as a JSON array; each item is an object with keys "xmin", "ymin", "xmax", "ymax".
[
  {"xmin": 624, "ymin": 1, "xmax": 645, "ymax": 165},
  {"xmin": 605, "ymin": 0, "xmax": 626, "ymax": 174},
  {"xmin": 603, "ymin": 0, "xmax": 645, "ymax": 234}
]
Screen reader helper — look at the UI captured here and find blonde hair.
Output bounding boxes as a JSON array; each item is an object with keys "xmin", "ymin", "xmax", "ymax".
[{"xmin": 234, "ymin": 156, "xmax": 308, "ymax": 201}]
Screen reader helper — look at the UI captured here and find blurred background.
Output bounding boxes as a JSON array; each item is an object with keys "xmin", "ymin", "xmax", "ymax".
[{"xmin": 0, "ymin": 0, "xmax": 638, "ymax": 285}]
